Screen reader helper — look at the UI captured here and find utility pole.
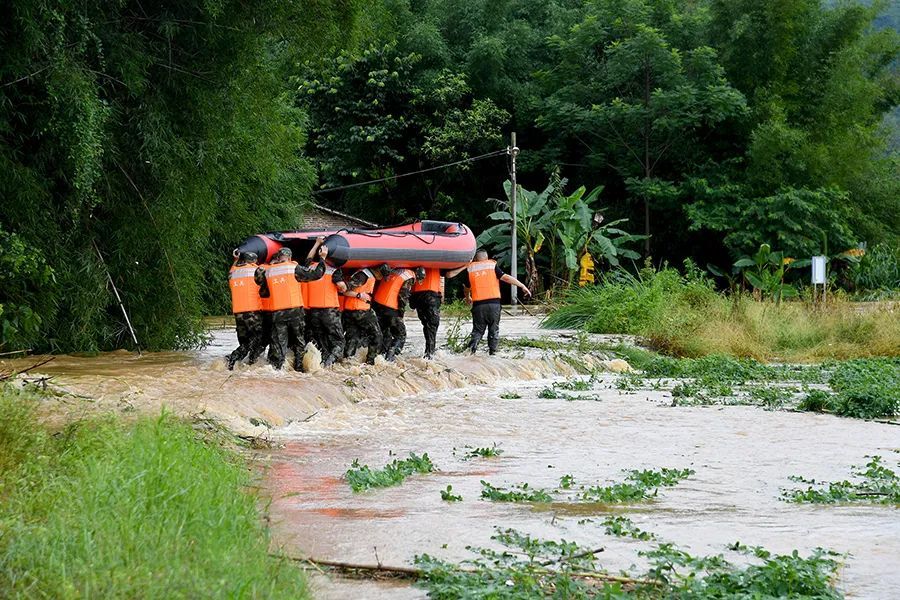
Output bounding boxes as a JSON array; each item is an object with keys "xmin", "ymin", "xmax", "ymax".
[{"xmin": 509, "ymin": 132, "xmax": 519, "ymax": 306}]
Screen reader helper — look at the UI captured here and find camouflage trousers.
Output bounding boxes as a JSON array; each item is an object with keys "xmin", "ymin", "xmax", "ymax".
[
  {"xmin": 410, "ymin": 291, "xmax": 441, "ymax": 358},
  {"xmin": 268, "ymin": 307, "xmax": 306, "ymax": 371},
  {"xmin": 227, "ymin": 311, "xmax": 265, "ymax": 369},
  {"xmin": 342, "ymin": 309, "xmax": 382, "ymax": 364},
  {"xmin": 306, "ymin": 307, "xmax": 345, "ymax": 367},
  {"xmin": 373, "ymin": 303, "xmax": 406, "ymax": 361}
]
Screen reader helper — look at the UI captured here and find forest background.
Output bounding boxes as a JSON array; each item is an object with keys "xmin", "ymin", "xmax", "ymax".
[{"xmin": 1, "ymin": 0, "xmax": 897, "ymax": 352}]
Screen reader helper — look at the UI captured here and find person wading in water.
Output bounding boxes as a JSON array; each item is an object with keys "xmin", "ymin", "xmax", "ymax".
[{"xmin": 445, "ymin": 249, "xmax": 531, "ymax": 355}]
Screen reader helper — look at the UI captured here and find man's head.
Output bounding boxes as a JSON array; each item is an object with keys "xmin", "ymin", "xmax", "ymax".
[
  {"xmin": 349, "ymin": 270, "xmax": 369, "ymax": 289},
  {"xmin": 376, "ymin": 263, "xmax": 391, "ymax": 279},
  {"xmin": 271, "ymin": 247, "xmax": 292, "ymax": 264},
  {"xmin": 474, "ymin": 249, "xmax": 489, "ymax": 261},
  {"xmin": 414, "ymin": 266, "xmax": 426, "ymax": 283},
  {"xmin": 236, "ymin": 251, "xmax": 258, "ymax": 266}
]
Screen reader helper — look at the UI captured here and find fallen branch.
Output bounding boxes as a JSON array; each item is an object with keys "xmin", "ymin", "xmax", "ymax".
[
  {"xmin": 0, "ymin": 356, "xmax": 55, "ymax": 381},
  {"xmin": 0, "ymin": 348, "xmax": 31, "ymax": 357},
  {"xmin": 274, "ymin": 554, "xmax": 657, "ymax": 586},
  {"xmin": 539, "ymin": 546, "xmax": 604, "ymax": 566}
]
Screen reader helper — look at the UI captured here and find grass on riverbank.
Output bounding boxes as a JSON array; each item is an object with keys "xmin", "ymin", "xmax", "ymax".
[
  {"xmin": 0, "ymin": 386, "xmax": 307, "ymax": 599},
  {"xmin": 544, "ymin": 266, "xmax": 899, "ymax": 362}
]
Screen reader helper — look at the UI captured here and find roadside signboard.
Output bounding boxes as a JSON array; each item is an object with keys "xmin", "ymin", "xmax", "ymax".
[{"xmin": 811, "ymin": 255, "xmax": 827, "ymax": 285}]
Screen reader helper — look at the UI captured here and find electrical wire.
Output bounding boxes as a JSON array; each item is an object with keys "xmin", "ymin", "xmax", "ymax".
[{"xmin": 311, "ymin": 149, "xmax": 508, "ymax": 195}]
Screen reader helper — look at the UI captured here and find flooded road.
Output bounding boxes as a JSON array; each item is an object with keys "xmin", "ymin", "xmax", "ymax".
[
  {"xmin": 259, "ymin": 329, "xmax": 899, "ymax": 599},
  {"xmin": 5, "ymin": 314, "xmax": 898, "ymax": 598}
]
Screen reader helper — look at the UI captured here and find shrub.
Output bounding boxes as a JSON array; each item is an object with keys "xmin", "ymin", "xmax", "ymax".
[{"xmin": 545, "ymin": 265, "xmax": 900, "ymax": 362}]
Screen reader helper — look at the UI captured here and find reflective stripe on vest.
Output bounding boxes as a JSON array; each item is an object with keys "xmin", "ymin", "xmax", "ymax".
[
  {"xmin": 467, "ymin": 260, "xmax": 501, "ymax": 302},
  {"xmin": 266, "ymin": 262, "xmax": 303, "ymax": 311},
  {"xmin": 412, "ymin": 268, "xmax": 442, "ymax": 294},
  {"xmin": 306, "ymin": 265, "xmax": 340, "ymax": 309},
  {"xmin": 374, "ymin": 269, "xmax": 414, "ymax": 310},
  {"xmin": 344, "ymin": 268, "xmax": 376, "ymax": 311},
  {"xmin": 229, "ymin": 264, "xmax": 262, "ymax": 313}
]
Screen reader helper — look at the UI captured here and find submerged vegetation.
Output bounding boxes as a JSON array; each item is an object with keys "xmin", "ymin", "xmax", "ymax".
[
  {"xmin": 608, "ymin": 350, "xmax": 899, "ymax": 420},
  {"xmin": 784, "ymin": 456, "xmax": 900, "ymax": 505},
  {"xmin": 480, "ymin": 468, "xmax": 694, "ymax": 505},
  {"xmin": 345, "ymin": 453, "xmax": 436, "ymax": 492},
  {"xmin": 0, "ymin": 386, "xmax": 308, "ymax": 598},
  {"xmin": 414, "ymin": 526, "xmax": 843, "ymax": 598}
]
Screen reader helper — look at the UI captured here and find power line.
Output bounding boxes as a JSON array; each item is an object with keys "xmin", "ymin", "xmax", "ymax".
[{"xmin": 311, "ymin": 149, "xmax": 508, "ymax": 195}]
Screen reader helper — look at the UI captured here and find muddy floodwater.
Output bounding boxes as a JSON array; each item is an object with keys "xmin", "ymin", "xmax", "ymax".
[{"xmin": 5, "ymin": 315, "xmax": 899, "ymax": 599}]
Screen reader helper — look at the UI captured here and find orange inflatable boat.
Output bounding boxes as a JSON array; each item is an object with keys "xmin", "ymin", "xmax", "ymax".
[{"xmin": 234, "ymin": 220, "xmax": 476, "ymax": 269}]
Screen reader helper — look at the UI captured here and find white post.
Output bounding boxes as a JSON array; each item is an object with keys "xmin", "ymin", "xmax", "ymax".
[{"xmin": 509, "ymin": 132, "xmax": 519, "ymax": 306}]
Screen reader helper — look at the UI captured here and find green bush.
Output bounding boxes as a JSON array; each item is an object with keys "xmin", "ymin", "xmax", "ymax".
[
  {"xmin": 0, "ymin": 387, "xmax": 308, "ymax": 599},
  {"xmin": 544, "ymin": 265, "xmax": 720, "ymax": 355},
  {"xmin": 851, "ymin": 243, "xmax": 900, "ymax": 293}
]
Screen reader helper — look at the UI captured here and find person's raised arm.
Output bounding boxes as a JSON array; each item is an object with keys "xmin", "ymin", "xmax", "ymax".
[
  {"xmin": 332, "ymin": 268, "xmax": 347, "ymax": 293},
  {"xmin": 295, "ymin": 247, "xmax": 326, "ymax": 282},
  {"xmin": 444, "ymin": 265, "xmax": 467, "ymax": 279},
  {"xmin": 500, "ymin": 273, "xmax": 531, "ymax": 298},
  {"xmin": 306, "ymin": 236, "xmax": 325, "ymax": 262}
]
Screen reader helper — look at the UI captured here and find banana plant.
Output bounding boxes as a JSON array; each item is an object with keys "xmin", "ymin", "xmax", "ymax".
[
  {"xmin": 733, "ymin": 243, "xmax": 809, "ymax": 304},
  {"xmin": 478, "ymin": 179, "xmax": 559, "ymax": 292},
  {"xmin": 478, "ymin": 178, "xmax": 643, "ymax": 289}
]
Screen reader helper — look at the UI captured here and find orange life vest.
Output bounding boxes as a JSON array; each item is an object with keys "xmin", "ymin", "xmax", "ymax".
[
  {"xmin": 299, "ymin": 281, "xmax": 310, "ymax": 309},
  {"xmin": 229, "ymin": 263, "xmax": 263, "ymax": 314},
  {"xmin": 374, "ymin": 269, "xmax": 415, "ymax": 310},
  {"xmin": 265, "ymin": 261, "xmax": 303, "ymax": 311},
  {"xmin": 344, "ymin": 268, "xmax": 376, "ymax": 311},
  {"xmin": 305, "ymin": 265, "xmax": 340, "ymax": 309},
  {"xmin": 412, "ymin": 268, "xmax": 443, "ymax": 295},
  {"xmin": 467, "ymin": 260, "xmax": 501, "ymax": 302}
]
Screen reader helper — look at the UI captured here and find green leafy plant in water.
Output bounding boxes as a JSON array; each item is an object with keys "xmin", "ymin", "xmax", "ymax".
[
  {"xmin": 783, "ymin": 456, "xmax": 900, "ymax": 504},
  {"xmin": 582, "ymin": 468, "xmax": 695, "ymax": 503},
  {"xmin": 537, "ymin": 386, "xmax": 569, "ymax": 400},
  {"xmin": 414, "ymin": 527, "xmax": 842, "ymax": 598},
  {"xmin": 464, "ymin": 444, "xmax": 504, "ymax": 459},
  {"xmin": 440, "ymin": 485, "xmax": 462, "ymax": 502},
  {"xmin": 559, "ymin": 474, "xmax": 576, "ymax": 489},
  {"xmin": 443, "ymin": 317, "xmax": 468, "ymax": 353},
  {"xmin": 480, "ymin": 481, "xmax": 553, "ymax": 503},
  {"xmin": 748, "ymin": 386, "xmax": 795, "ymax": 409},
  {"xmin": 345, "ymin": 453, "xmax": 435, "ymax": 492},
  {"xmin": 601, "ymin": 516, "xmax": 656, "ymax": 540},
  {"xmin": 499, "ymin": 391, "xmax": 521, "ymax": 399}
]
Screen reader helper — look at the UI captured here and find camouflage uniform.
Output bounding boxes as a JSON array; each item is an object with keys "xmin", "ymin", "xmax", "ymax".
[
  {"xmin": 306, "ymin": 268, "xmax": 345, "ymax": 367},
  {"xmin": 410, "ymin": 291, "xmax": 442, "ymax": 359},
  {"xmin": 227, "ymin": 311, "xmax": 265, "ymax": 369},
  {"xmin": 257, "ymin": 258, "xmax": 325, "ymax": 370},
  {"xmin": 373, "ymin": 276, "xmax": 415, "ymax": 361},
  {"xmin": 342, "ymin": 310, "xmax": 382, "ymax": 364}
]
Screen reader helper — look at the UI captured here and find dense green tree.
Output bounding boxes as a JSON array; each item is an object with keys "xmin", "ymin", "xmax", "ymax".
[
  {"xmin": 536, "ymin": 0, "xmax": 747, "ymax": 254},
  {"xmin": 694, "ymin": 0, "xmax": 900, "ymax": 255},
  {"xmin": 0, "ymin": 0, "xmax": 371, "ymax": 351},
  {"xmin": 298, "ymin": 43, "xmax": 509, "ymax": 224}
]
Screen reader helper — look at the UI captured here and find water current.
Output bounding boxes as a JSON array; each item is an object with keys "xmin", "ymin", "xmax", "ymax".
[{"xmin": 4, "ymin": 314, "xmax": 898, "ymax": 599}]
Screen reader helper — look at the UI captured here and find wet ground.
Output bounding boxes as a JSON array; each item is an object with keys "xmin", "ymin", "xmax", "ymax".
[{"xmin": 5, "ymin": 314, "xmax": 899, "ymax": 598}]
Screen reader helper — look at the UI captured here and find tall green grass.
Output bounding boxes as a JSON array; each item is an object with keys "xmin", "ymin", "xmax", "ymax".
[
  {"xmin": 544, "ymin": 266, "xmax": 900, "ymax": 362},
  {"xmin": 0, "ymin": 386, "xmax": 307, "ymax": 599}
]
